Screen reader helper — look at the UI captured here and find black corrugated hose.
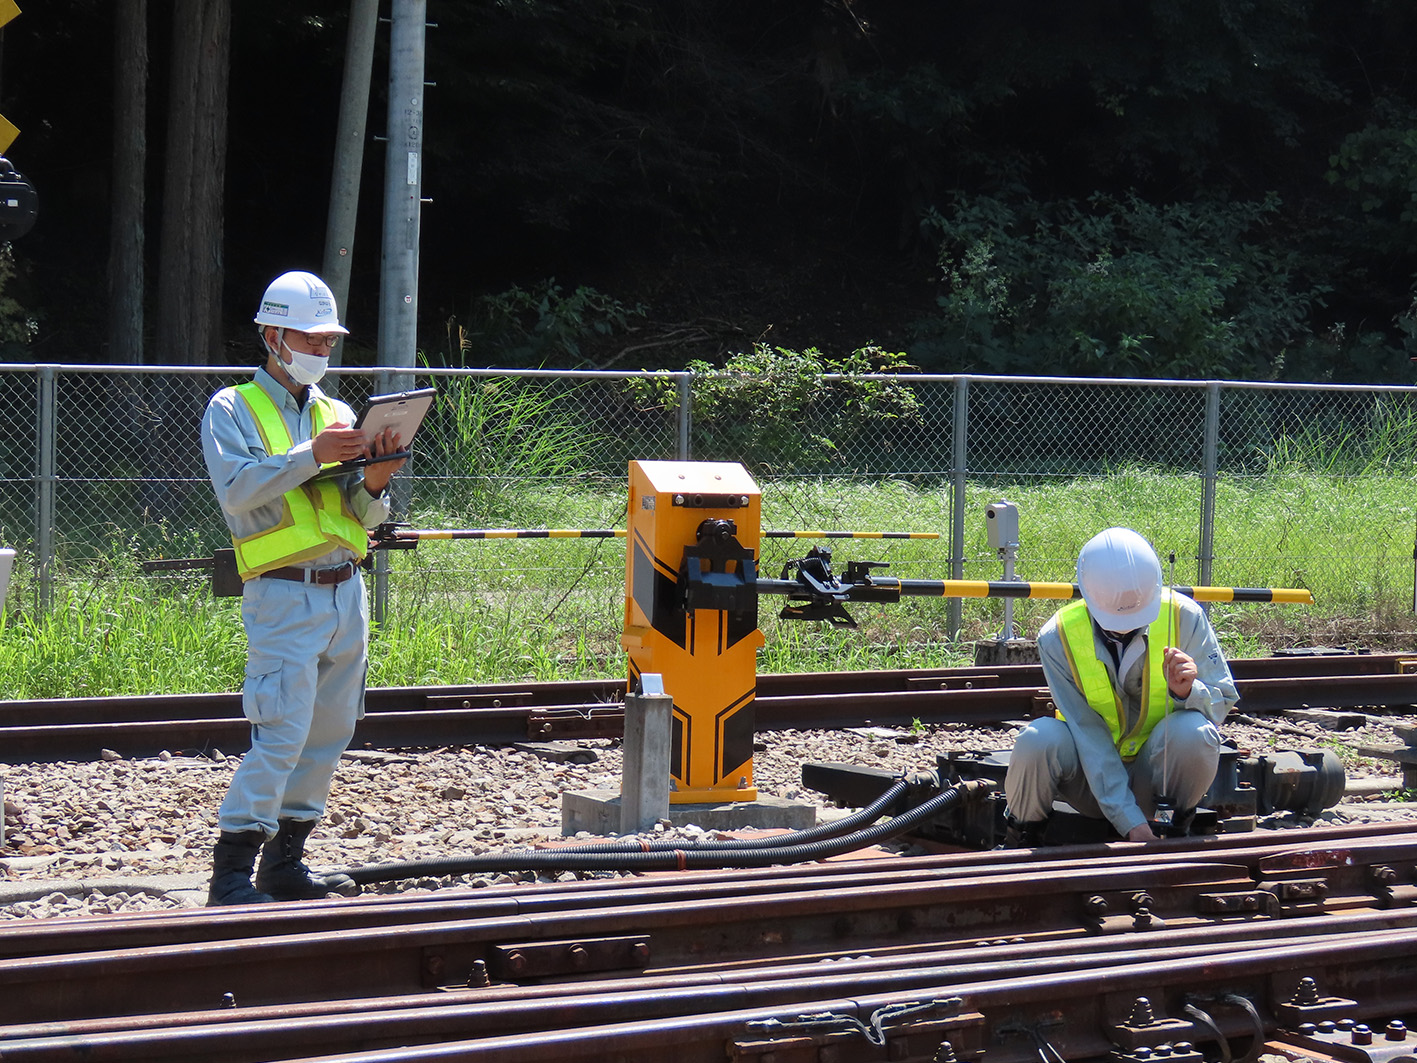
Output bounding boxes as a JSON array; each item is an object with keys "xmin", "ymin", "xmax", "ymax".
[{"xmin": 339, "ymin": 778, "xmax": 989, "ymax": 886}]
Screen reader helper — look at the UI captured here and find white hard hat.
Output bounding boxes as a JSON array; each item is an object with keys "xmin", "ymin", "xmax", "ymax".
[
  {"xmin": 1076, "ymin": 527, "xmax": 1163, "ymax": 632},
  {"xmin": 253, "ymin": 271, "xmax": 349, "ymax": 334}
]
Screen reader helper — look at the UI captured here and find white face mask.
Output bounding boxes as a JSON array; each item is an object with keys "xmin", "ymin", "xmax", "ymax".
[{"xmin": 274, "ymin": 337, "xmax": 329, "ymax": 385}]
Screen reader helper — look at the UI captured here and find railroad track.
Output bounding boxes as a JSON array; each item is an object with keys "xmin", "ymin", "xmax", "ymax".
[
  {"xmin": 1, "ymin": 820, "xmax": 1416, "ymax": 1061},
  {"xmin": 4, "ymin": 652, "xmax": 1417, "ymax": 762}
]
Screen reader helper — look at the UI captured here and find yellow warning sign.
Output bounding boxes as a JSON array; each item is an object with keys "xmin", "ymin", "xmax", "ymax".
[{"xmin": 0, "ymin": 1, "xmax": 19, "ymax": 151}]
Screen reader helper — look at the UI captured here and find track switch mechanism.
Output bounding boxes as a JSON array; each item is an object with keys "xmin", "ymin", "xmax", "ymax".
[{"xmin": 777, "ymin": 545, "xmax": 896, "ymax": 629}]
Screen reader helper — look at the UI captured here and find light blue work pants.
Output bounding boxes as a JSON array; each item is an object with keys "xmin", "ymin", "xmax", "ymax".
[
  {"xmin": 217, "ymin": 573, "xmax": 368, "ymax": 836},
  {"xmin": 1003, "ymin": 710, "xmax": 1222, "ymax": 825}
]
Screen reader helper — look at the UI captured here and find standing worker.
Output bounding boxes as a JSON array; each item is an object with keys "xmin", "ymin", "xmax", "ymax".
[
  {"xmin": 1001, "ymin": 527, "xmax": 1238, "ymax": 846},
  {"xmin": 200, "ymin": 270, "xmax": 407, "ymax": 905}
]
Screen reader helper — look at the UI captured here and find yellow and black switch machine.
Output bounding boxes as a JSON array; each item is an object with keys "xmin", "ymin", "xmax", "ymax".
[{"xmin": 622, "ymin": 460, "xmax": 764, "ymax": 804}]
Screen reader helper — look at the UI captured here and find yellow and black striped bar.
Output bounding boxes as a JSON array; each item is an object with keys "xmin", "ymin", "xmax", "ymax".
[
  {"xmin": 763, "ymin": 530, "xmax": 940, "ymax": 539},
  {"xmin": 390, "ymin": 528, "xmax": 624, "ymax": 540},
  {"xmin": 755, "ymin": 577, "xmax": 1313, "ymax": 605},
  {"xmin": 386, "ymin": 528, "xmax": 939, "ymax": 541}
]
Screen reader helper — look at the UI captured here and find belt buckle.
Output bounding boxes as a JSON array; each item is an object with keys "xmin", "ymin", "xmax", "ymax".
[{"xmin": 317, "ymin": 562, "xmax": 352, "ymax": 585}]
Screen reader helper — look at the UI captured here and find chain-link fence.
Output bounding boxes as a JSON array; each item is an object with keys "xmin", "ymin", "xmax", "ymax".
[{"xmin": 3, "ymin": 365, "xmax": 1416, "ymax": 649}]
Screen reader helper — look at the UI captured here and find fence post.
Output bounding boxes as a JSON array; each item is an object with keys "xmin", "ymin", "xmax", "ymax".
[
  {"xmin": 677, "ymin": 372, "xmax": 691, "ymax": 460},
  {"xmin": 35, "ymin": 365, "xmax": 56, "ymax": 611},
  {"xmin": 371, "ymin": 366, "xmax": 397, "ymax": 627},
  {"xmin": 1199, "ymin": 381, "xmax": 1220, "ymax": 589},
  {"xmin": 948, "ymin": 376, "xmax": 970, "ymax": 640}
]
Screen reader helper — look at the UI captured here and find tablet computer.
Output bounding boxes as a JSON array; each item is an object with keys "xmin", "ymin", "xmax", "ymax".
[
  {"xmin": 314, "ymin": 386, "xmax": 436, "ymax": 478},
  {"xmin": 354, "ymin": 387, "xmax": 437, "ymax": 444}
]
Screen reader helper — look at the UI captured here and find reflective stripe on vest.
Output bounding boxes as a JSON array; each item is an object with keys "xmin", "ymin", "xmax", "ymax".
[
  {"xmin": 228, "ymin": 382, "xmax": 368, "ymax": 580},
  {"xmin": 1055, "ymin": 590, "xmax": 1181, "ymax": 761}
]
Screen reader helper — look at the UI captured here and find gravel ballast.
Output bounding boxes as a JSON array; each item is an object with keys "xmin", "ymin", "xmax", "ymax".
[{"xmin": 3, "ymin": 714, "xmax": 1415, "ymax": 920}]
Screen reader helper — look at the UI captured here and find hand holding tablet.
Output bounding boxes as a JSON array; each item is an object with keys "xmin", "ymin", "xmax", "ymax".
[{"xmin": 314, "ymin": 387, "xmax": 436, "ymax": 478}]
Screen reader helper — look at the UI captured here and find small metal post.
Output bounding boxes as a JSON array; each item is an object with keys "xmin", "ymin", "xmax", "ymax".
[
  {"xmin": 621, "ymin": 674, "xmax": 672, "ymax": 834},
  {"xmin": 986, "ymin": 500, "xmax": 1020, "ymax": 641},
  {"xmin": 998, "ymin": 542, "xmax": 1018, "ymax": 640}
]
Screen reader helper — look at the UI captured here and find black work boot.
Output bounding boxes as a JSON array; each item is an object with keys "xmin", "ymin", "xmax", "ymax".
[
  {"xmin": 208, "ymin": 830, "xmax": 276, "ymax": 906},
  {"xmin": 255, "ymin": 818, "xmax": 360, "ymax": 901},
  {"xmin": 996, "ymin": 813, "xmax": 1050, "ymax": 849},
  {"xmin": 1162, "ymin": 806, "xmax": 1198, "ymax": 838}
]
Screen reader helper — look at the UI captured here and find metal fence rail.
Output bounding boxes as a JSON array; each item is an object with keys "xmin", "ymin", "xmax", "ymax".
[{"xmin": 3, "ymin": 365, "xmax": 1415, "ymax": 641}]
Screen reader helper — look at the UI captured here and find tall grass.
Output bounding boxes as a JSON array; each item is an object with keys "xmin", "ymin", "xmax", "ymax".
[{"xmin": 4, "ymin": 465, "xmax": 1416, "ymax": 700}]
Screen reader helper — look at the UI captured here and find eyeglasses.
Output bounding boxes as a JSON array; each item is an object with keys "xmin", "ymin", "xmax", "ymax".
[{"xmin": 288, "ymin": 331, "xmax": 340, "ymax": 350}]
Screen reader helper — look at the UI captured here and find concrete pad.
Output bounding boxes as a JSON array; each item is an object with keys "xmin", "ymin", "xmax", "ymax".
[
  {"xmin": 561, "ymin": 789, "xmax": 816, "ymax": 837},
  {"xmin": 973, "ymin": 638, "xmax": 1041, "ymax": 666}
]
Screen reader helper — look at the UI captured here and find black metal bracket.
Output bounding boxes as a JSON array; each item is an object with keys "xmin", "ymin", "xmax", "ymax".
[{"xmin": 680, "ymin": 519, "xmax": 759, "ymax": 614}]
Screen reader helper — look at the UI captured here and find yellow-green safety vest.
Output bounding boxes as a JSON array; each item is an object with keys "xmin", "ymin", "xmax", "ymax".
[
  {"xmin": 1055, "ymin": 590, "xmax": 1181, "ymax": 761},
  {"xmin": 228, "ymin": 381, "xmax": 368, "ymax": 580}
]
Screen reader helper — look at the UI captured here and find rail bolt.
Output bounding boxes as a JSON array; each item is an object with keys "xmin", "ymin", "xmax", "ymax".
[
  {"xmin": 1289, "ymin": 977, "xmax": 1322, "ymax": 1006},
  {"xmin": 1353, "ymin": 1025, "xmax": 1373, "ymax": 1046},
  {"xmin": 1386, "ymin": 1021, "xmax": 1409, "ymax": 1042},
  {"xmin": 1126, "ymin": 997, "xmax": 1158, "ymax": 1026},
  {"xmin": 505, "ymin": 951, "xmax": 528, "ymax": 975},
  {"xmin": 568, "ymin": 944, "xmax": 590, "ymax": 969}
]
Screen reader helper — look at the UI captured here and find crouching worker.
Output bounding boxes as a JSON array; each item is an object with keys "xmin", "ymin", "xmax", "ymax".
[
  {"xmin": 1001, "ymin": 527, "xmax": 1238, "ymax": 847},
  {"xmin": 199, "ymin": 270, "xmax": 407, "ymax": 904}
]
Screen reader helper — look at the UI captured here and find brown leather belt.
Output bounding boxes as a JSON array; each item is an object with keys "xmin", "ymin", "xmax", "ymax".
[{"xmin": 258, "ymin": 562, "xmax": 358, "ymax": 586}]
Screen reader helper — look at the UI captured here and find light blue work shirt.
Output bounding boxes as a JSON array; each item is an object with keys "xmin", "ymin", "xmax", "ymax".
[{"xmin": 201, "ymin": 366, "xmax": 390, "ymax": 565}]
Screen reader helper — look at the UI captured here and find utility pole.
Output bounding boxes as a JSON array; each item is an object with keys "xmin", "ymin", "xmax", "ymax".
[
  {"xmin": 378, "ymin": 0, "xmax": 425, "ymax": 380},
  {"xmin": 373, "ymin": 0, "xmax": 426, "ymax": 623},
  {"xmin": 322, "ymin": 0, "xmax": 379, "ymax": 369}
]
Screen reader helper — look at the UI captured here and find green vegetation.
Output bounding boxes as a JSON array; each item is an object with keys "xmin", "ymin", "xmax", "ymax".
[
  {"xmin": 625, "ymin": 345, "xmax": 924, "ymax": 475},
  {"xmin": 4, "ymin": 465, "xmax": 1417, "ymax": 701},
  {"xmin": 916, "ymin": 193, "xmax": 1328, "ymax": 380}
]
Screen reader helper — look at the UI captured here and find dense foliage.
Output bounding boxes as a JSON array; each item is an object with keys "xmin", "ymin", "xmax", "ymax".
[{"xmin": 4, "ymin": 0, "xmax": 1417, "ymax": 381}]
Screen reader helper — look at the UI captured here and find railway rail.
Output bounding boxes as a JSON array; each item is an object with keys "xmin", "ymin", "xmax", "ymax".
[
  {"xmin": 4, "ymin": 655, "xmax": 1417, "ymax": 1062},
  {"xmin": 3, "ymin": 651, "xmax": 1417, "ymax": 763},
  {"xmin": 1, "ymin": 821, "xmax": 1417, "ymax": 1061}
]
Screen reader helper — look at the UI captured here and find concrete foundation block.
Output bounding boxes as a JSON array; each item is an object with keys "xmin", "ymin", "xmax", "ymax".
[
  {"xmin": 561, "ymin": 789, "xmax": 817, "ymax": 838},
  {"xmin": 974, "ymin": 638, "xmax": 1041, "ymax": 666}
]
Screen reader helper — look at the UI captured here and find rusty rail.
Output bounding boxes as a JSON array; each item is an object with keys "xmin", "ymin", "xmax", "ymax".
[
  {"xmin": 3, "ymin": 653, "xmax": 1416, "ymax": 762},
  {"xmin": 3, "ymin": 823, "xmax": 1417, "ymax": 1061}
]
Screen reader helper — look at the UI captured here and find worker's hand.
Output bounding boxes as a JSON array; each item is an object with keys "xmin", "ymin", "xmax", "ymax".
[
  {"xmin": 1127, "ymin": 823, "xmax": 1161, "ymax": 842},
  {"xmin": 362, "ymin": 427, "xmax": 407, "ymax": 495},
  {"xmin": 1164, "ymin": 646, "xmax": 1197, "ymax": 699},
  {"xmin": 311, "ymin": 423, "xmax": 368, "ymax": 465}
]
